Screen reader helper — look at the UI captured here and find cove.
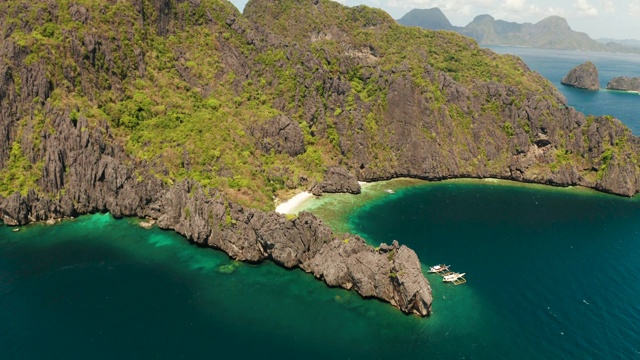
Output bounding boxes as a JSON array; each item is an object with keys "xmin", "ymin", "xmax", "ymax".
[{"xmin": 2, "ymin": 179, "xmax": 640, "ymax": 359}]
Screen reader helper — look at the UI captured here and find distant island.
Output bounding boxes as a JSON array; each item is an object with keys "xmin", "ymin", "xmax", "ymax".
[
  {"xmin": 560, "ymin": 62, "xmax": 640, "ymax": 93},
  {"xmin": 398, "ymin": 8, "xmax": 640, "ymax": 54},
  {"xmin": 607, "ymin": 77, "xmax": 640, "ymax": 92},
  {"xmin": 597, "ymin": 38, "xmax": 640, "ymax": 49}
]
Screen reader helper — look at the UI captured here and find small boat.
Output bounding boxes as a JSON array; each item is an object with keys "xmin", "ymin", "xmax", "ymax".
[
  {"xmin": 428, "ymin": 264, "xmax": 450, "ymax": 273},
  {"xmin": 384, "ymin": 189, "xmax": 395, "ymax": 194},
  {"xmin": 443, "ymin": 272, "xmax": 466, "ymax": 283},
  {"xmin": 12, "ymin": 228, "xmax": 20, "ymax": 232}
]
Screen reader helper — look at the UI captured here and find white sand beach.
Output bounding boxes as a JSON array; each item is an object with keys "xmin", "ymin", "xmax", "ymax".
[{"xmin": 275, "ymin": 191, "xmax": 314, "ymax": 214}]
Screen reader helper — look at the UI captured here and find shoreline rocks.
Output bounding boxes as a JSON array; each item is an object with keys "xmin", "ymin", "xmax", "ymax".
[
  {"xmin": 561, "ymin": 61, "xmax": 599, "ymax": 90},
  {"xmin": 311, "ymin": 166, "xmax": 361, "ymax": 196},
  {"xmin": 1, "ymin": 179, "xmax": 433, "ymax": 316}
]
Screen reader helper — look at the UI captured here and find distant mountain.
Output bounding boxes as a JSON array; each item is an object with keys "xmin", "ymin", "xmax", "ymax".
[
  {"xmin": 397, "ymin": 8, "xmax": 459, "ymax": 31},
  {"xmin": 399, "ymin": 9, "xmax": 640, "ymax": 53},
  {"xmin": 598, "ymin": 38, "xmax": 640, "ymax": 49},
  {"xmin": 462, "ymin": 15, "xmax": 597, "ymax": 49}
]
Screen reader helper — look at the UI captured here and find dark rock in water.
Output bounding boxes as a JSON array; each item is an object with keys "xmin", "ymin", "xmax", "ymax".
[
  {"xmin": 561, "ymin": 62, "xmax": 599, "ymax": 90},
  {"xmin": 606, "ymin": 77, "xmax": 640, "ymax": 92},
  {"xmin": 311, "ymin": 166, "xmax": 361, "ymax": 195}
]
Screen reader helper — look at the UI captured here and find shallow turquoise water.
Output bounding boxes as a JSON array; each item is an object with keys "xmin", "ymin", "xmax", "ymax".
[{"xmin": 0, "ymin": 214, "xmax": 456, "ymax": 359}]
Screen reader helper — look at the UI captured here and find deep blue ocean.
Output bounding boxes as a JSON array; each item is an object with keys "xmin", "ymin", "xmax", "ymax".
[{"xmin": 2, "ymin": 48, "xmax": 640, "ymax": 359}]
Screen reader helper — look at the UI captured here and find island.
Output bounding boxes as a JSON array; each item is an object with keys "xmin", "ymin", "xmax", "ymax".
[
  {"xmin": 606, "ymin": 77, "xmax": 640, "ymax": 93},
  {"xmin": 561, "ymin": 62, "xmax": 600, "ymax": 90},
  {"xmin": 3, "ymin": 0, "xmax": 640, "ymax": 316}
]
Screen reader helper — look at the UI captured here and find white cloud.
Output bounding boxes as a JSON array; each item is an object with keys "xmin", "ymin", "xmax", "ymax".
[
  {"xmin": 386, "ymin": 0, "xmax": 494, "ymax": 13},
  {"xmin": 601, "ymin": 0, "xmax": 615, "ymax": 14},
  {"xmin": 630, "ymin": 2, "xmax": 640, "ymax": 17},
  {"xmin": 503, "ymin": 0, "xmax": 526, "ymax": 12},
  {"xmin": 574, "ymin": 0, "xmax": 598, "ymax": 16},
  {"xmin": 492, "ymin": 3, "xmax": 566, "ymax": 22}
]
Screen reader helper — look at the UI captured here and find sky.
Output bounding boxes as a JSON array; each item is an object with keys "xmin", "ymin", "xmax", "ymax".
[{"xmin": 228, "ymin": 0, "xmax": 639, "ymax": 40}]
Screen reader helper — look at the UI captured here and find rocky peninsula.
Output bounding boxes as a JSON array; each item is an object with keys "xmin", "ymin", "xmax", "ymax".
[
  {"xmin": 3, "ymin": 0, "xmax": 640, "ymax": 317},
  {"xmin": 561, "ymin": 61, "xmax": 600, "ymax": 90},
  {"xmin": 606, "ymin": 77, "xmax": 640, "ymax": 92}
]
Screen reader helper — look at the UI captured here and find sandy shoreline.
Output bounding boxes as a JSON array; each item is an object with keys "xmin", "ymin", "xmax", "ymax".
[{"xmin": 275, "ymin": 191, "xmax": 315, "ymax": 214}]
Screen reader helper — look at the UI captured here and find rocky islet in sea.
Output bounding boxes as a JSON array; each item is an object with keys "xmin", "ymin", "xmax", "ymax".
[
  {"xmin": 562, "ymin": 62, "xmax": 640, "ymax": 93},
  {"xmin": 606, "ymin": 76, "xmax": 640, "ymax": 92},
  {"xmin": 561, "ymin": 61, "xmax": 600, "ymax": 90}
]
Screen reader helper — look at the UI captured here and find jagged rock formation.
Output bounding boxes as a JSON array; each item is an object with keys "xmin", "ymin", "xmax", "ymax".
[
  {"xmin": 606, "ymin": 77, "xmax": 640, "ymax": 92},
  {"xmin": 3, "ymin": 0, "xmax": 640, "ymax": 316},
  {"xmin": 561, "ymin": 62, "xmax": 600, "ymax": 90},
  {"xmin": 250, "ymin": 115, "xmax": 306, "ymax": 156},
  {"xmin": 309, "ymin": 239, "xmax": 431, "ymax": 316},
  {"xmin": 156, "ymin": 182, "xmax": 431, "ymax": 315}
]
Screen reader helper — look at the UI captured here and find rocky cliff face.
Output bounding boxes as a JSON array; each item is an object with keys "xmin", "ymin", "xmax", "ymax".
[
  {"xmin": 607, "ymin": 77, "xmax": 640, "ymax": 92},
  {"xmin": 3, "ymin": 0, "xmax": 640, "ymax": 317},
  {"xmin": 561, "ymin": 62, "xmax": 600, "ymax": 90}
]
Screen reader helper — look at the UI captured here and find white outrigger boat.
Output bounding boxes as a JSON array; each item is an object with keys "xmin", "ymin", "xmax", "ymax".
[
  {"xmin": 384, "ymin": 189, "xmax": 395, "ymax": 194},
  {"xmin": 442, "ymin": 272, "xmax": 466, "ymax": 285},
  {"xmin": 428, "ymin": 264, "xmax": 450, "ymax": 273}
]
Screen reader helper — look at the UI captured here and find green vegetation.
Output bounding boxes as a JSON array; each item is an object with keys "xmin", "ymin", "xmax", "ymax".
[
  {"xmin": 502, "ymin": 122, "xmax": 515, "ymax": 137},
  {"xmin": 0, "ymin": 142, "xmax": 43, "ymax": 197},
  {"xmin": 0, "ymin": 0, "xmax": 635, "ymax": 204}
]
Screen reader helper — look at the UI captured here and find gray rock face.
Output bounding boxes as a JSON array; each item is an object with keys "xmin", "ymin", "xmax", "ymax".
[
  {"xmin": 250, "ymin": 114, "xmax": 305, "ymax": 156},
  {"xmin": 561, "ymin": 61, "xmax": 599, "ymax": 90},
  {"xmin": 311, "ymin": 166, "xmax": 361, "ymax": 195},
  {"xmin": 606, "ymin": 77, "xmax": 640, "ymax": 92},
  {"xmin": 308, "ymin": 238, "xmax": 432, "ymax": 316}
]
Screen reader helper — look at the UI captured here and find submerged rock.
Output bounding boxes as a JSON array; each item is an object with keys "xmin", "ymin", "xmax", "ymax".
[
  {"xmin": 139, "ymin": 219, "xmax": 156, "ymax": 229},
  {"xmin": 561, "ymin": 61, "xmax": 599, "ymax": 90},
  {"xmin": 218, "ymin": 262, "xmax": 241, "ymax": 274},
  {"xmin": 606, "ymin": 77, "xmax": 640, "ymax": 92}
]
